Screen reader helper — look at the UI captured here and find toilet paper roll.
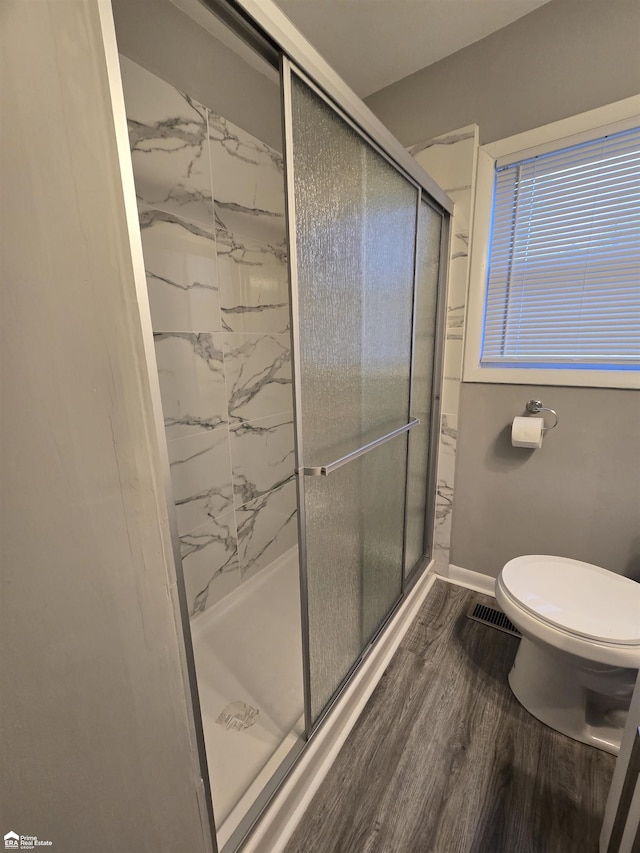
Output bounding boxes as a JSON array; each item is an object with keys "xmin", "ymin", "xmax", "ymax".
[{"xmin": 511, "ymin": 416, "xmax": 544, "ymax": 448}]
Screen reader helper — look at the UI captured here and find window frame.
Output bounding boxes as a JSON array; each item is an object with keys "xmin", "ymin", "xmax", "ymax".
[{"xmin": 463, "ymin": 96, "xmax": 640, "ymax": 389}]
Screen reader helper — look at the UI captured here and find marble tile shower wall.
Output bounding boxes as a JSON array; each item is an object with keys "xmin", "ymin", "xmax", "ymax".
[
  {"xmin": 409, "ymin": 127, "xmax": 479, "ymax": 572},
  {"xmin": 120, "ymin": 57, "xmax": 296, "ymax": 617}
]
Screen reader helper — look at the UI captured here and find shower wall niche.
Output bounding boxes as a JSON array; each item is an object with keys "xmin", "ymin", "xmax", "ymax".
[{"xmin": 120, "ymin": 57, "xmax": 297, "ymax": 617}]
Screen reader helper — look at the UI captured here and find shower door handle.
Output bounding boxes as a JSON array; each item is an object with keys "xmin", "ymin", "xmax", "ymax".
[{"xmin": 300, "ymin": 417, "xmax": 419, "ymax": 477}]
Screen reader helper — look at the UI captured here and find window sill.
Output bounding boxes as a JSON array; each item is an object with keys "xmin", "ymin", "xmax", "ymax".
[{"xmin": 463, "ymin": 362, "xmax": 640, "ymax": 390}]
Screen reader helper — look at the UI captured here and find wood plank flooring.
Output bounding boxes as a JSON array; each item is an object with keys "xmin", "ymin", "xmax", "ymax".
[{"xmin": 285, "ymin": 581, "xmax": 615, "ymax": 853}]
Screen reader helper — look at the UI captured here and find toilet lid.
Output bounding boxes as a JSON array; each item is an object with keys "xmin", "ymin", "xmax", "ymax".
[{"xmin": 501, "ymin": 555, "xmax": 640, "ymax": 645}]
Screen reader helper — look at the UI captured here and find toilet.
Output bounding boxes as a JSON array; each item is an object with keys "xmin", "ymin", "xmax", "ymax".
[{"xmin": 495, "ymin": 555, "xmax": 640, "ymax": 755}]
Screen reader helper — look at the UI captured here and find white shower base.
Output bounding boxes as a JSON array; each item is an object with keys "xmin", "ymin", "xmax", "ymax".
[{"xmin": 190, "ymin": 547, "xmax": 304, "ymax": 848}]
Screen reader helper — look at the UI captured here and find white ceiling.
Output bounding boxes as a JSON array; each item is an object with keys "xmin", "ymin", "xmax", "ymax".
[{"xmin": 273, "ymin": 0, "xmax": 553, "ymax": 97}]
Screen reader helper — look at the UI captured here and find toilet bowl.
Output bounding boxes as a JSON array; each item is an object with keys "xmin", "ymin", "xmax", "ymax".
[{"xmin": 495, "ymin": 555, "xmax": 640, "ymax": 755}]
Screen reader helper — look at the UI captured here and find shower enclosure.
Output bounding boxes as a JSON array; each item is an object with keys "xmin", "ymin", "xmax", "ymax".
[
  {"xmin": 284, "ymin": 65, "xmax": 447, "ymax": 729},
  {"xmin": 110, "ymin": 0, "xmax": 451, "ymax": 849}
]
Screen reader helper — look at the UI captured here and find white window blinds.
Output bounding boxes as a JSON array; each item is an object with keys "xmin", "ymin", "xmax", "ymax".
[{"xmin": 482, "ymin": 126, "xmax": 640, "ymax": 369}]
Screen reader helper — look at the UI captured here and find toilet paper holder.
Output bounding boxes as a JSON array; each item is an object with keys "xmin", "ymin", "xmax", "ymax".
[{"xmin": 525, "ymin": 399, "xmax": 559, "ymax": 432}]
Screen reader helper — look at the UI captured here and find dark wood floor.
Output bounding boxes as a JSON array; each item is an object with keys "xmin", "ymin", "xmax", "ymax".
[{"xmin": 285, "ymin": 581, "xmax": 615, "ymax": 853}]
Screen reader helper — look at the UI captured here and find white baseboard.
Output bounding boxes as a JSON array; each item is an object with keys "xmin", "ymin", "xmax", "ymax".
[
  {"xmin": 241, "ymin": 563, "xmax": 438, "ymax": 853},
  {"xmin": 436, "ymin": 563, "xmax": 496, "ymax": 597}
]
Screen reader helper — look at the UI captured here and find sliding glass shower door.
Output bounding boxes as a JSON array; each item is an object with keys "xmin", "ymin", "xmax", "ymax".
[{"xmin": 283, "ymin": 63, "xmax": 425, "ymax": 727}]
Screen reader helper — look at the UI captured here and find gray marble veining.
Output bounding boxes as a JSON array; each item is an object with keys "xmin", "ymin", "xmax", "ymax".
[
  {"xmin": 235, "ymin": 479, "xmax": 297, "ymax": 581},
  {"xmin": 123, "ymin": 55, "xmax": 297, "ymax": 616},
  {"xmin": 408, "ymin": 130, "xmax": 476, "ymax": 156},
  {"xmin": 120, "ymin": 56, "xmax": 214, "ymax": 227},
  {"xmin": 154, "ymin": 332, "xmax": 228, "ymax": 440},
  {"xmin": 208, "ymin": 113, "xmax": 284, "ymax": 212},
  {"xmin": 214, "ymin": 200, "xmax": 284, "ymax": 220},
  {"xmin": 446, "ymin": 304, "xmax": 465, "ymax": 340},
  {"xmin": 181, "ymin": 511, "xmax": 240, "ymax": 617},
  {"xmin": 215, "ymin": 210, "xmax": 286, "ymax": 256},
  {"xmin": 230, "ymin": 413, "xmax": 295, "ymax": 508},
  {"xmin": 217, "ymin": 225, "xmax": 289, "ymax": 334},
  {"xmin": 168, "ymin": 429, "xmax": 234, "ymax": 535},
  {"xmin": 208, "ymin": 112, "xmax": 283, "ymax": 172},
  {"xmin": 443, "ymin": 184, "xmax": 473, "ymax": 195},
  {"xmin": 215, "ymin": 219, "xmax": 286, "ymax": 263},
  {"xmin": 433, "ymin": 413, "xmax": 457, "ymax": 564},
  {"xmin": 139, "ymin": 206, "xmax": 221, "ymax": 333},
  {"xmin": 224, "ymin": 333, "xmax": 293, "ymax": 424}
]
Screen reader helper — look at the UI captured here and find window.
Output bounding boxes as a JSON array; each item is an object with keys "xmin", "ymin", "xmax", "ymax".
[{"xmin": 465, "ymin": 98, "xmax": 640, "ymax": 389}]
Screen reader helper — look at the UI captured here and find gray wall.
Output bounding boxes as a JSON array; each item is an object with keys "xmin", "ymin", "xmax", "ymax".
[
  {"xmin": 365, "ymin": 0, "xmax": 640, "ymax": 146},
  {"xmin": 367, "ymin": 0, "xmax": 640, "ymax": 582},
  {"xmin": 111, "ymin": 0, "xmax": 283, "ymax": 150},
  {"xmin": 450, "ymin": 383, "xmax": 640, "ymax": 580},
  {"xmin": 0, "ymin": 3, "xmax": 211, "ymax": 850}
]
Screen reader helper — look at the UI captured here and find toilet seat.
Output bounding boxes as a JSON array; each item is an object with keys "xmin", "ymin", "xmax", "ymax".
[{"xmin": 499, "ymin": 555, "xmax": 640, "ymax": 646}]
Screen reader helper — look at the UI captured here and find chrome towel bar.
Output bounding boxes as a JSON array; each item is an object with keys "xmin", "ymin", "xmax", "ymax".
[{"xmin": 300, "ymin": 417, "xmax": 420, "ymax": 477}]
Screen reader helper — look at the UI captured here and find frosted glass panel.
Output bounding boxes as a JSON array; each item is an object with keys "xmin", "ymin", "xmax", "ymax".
[
  {"xmin": 289, "ymin": 73, "xmax": 417, "ymax": 724},
  {"xmin": 360, "ymin": 436, "xmax": 408, "ymax": 644},
  {"xmin": 291, "ymin": 76, "xmax": 417, "ymax": 465},
  {"xmin": 404, "ymin": 201, "xmax": 443, "ymax": 576},
  {"xmin": 304, "ymin": 438, "xmax": 407, "ymax": 722}
]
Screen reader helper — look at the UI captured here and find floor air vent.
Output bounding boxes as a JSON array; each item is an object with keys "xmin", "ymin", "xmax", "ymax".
[{"xmin": 467, "ymin": 603, "xmax": 521, "ymax": 637}]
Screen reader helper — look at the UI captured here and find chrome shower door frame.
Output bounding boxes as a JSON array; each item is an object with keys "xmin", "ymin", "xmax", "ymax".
[{"xmin": 281, "ymin": 57, "xmax": 452, "ymax": 738}]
